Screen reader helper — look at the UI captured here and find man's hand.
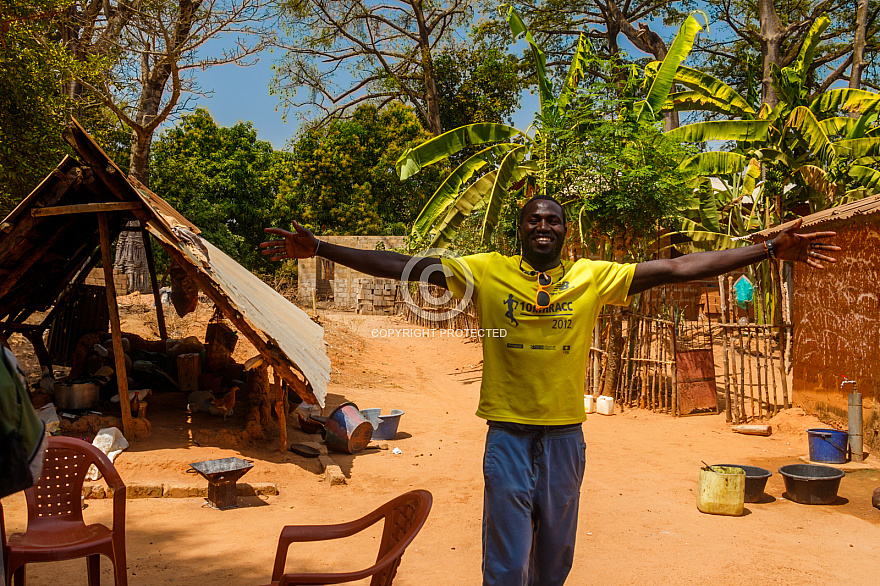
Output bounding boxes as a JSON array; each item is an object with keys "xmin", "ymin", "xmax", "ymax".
[
  {"xmin": 260, "ymin": 221, "xmax": 319, "ymax": 261},
  {"xmin": 772, "ymin": 219, "xmax": 841, "ymax": 268}
]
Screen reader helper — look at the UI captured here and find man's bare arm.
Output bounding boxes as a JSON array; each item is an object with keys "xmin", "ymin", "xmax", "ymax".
[
  {"xmin": 629, "ymin": 220, "xmax": 841, "ymax": 296},
  {"xmin": 260, "ymin": 222, "xmax": 447, "ymax": 287}
]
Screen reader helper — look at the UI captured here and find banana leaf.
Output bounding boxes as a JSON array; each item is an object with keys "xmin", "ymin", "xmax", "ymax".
[
  {"xmin": 396, "ymin": 123, "xmax": 525, "ymax": 180},
  {"xmin": 786, "ymin": 106, "xmax": 837, "ymax": 164},
  {"xmin": 557, "ymin": 34, "xmax": 593, "ymax": 110},
  {"xmin": 819, "ymin": 117, "xmax": 857, "ymax": 137},
  {"xmin": 810, "ymin": 88, "xmax": 880, "ymax": 115},
  {"xmin": 479, "ymin": 146, "xmax": 529, "ymax": 244},
  {"xmin": 678, "ymin": 151, "xmax": 747, "ymax": 175},
  {"xmin": 635, "ymin": 11, "xmax": 707, "ymax": 121},
  {"xmin": 790, "ymin": 16, "xmax": 830, "ymax": 85},
  {"xmin": 410, "ymin": 143, "xmax": 521, "ymax": 238},
  {"xmin": 848, "ymin": 165, "xmax": 880, "ymax": 191},
  {"xmin": 501, "ymin": 4, "xmax": 554, "ymax": 114},
  {"xmin": 661, "ymin": 91, "xmax": 748, "ymax": 116},
  {"xmin": 673, "ymin": 217, "xmax": 740, "ymax": 250},
  {"xmin": 847, "ymin": 97, "xmax": 880, "ymax": 139},
  {"xmin": 666, "ymin": 120, "xmax": 771, "ymax": 143},
  {"xmin": 833, "ymin": 136, "xmax": 880, "ymax": 159},
  {"xmin": 666, "ymin": 65, "xmax": 755, "ymax": 116}
]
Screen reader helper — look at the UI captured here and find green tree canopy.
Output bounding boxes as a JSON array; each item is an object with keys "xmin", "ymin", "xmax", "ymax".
[
  {"xmin": 277, "ymin": 102, "xmax": 448, "ymax": 236},
  {"xmin": 433, "ymin": 43, "xmax": 524, "ymax": 130},
  {"xmin": 150, "ymin": 109, "xmax": 284, "ymax": 272},
  {"xmin": 0, "ymin": 0, "xmax": 111, "ymax": 214}
]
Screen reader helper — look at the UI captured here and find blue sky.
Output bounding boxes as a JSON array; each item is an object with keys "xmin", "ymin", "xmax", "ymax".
[
  {"xmin": 181, "ymin": 21, "xmax": 662, "ymax": 149},
  {"xmin": 185, "ymin": 47, "xmax": 542, "ymax": 150}
]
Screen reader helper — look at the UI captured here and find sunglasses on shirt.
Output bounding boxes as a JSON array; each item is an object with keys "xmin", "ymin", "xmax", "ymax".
[{"xmin": 536, "ymin": 272, "xmax": 552, "ymax": 309}]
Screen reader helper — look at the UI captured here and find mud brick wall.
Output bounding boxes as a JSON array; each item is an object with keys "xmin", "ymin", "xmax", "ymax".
[
  {"xmin": 791, "ymin": 215, "xmax": 880, "ymax": 453},
  {"xmin": 298, "ymin": 236, "xmax": 405, "ymax": 312},
  {"xmin": 84, "ymin": 267, "xmax": 129, "ymax": 296}
]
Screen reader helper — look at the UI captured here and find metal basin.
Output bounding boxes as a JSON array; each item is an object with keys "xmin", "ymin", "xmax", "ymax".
[{"xmin": 54, "ymin": 382, "xmax": 99, "ymax": 410}]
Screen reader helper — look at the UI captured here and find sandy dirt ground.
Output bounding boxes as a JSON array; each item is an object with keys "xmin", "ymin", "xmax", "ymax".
[{"xmin": 3, "ymin": 304, "xmax": 880, "ymax": 585}]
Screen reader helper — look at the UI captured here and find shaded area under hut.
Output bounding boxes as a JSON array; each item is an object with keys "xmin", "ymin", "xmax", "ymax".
[{"xmin": 0, "ymin": 119, "xmax": 329, "ymax": 451}]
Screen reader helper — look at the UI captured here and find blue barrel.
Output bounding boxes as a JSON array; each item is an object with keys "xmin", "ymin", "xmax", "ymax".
[{"xmin": 807, "ymin": 428, "xmax": 848, "ymax": 464}]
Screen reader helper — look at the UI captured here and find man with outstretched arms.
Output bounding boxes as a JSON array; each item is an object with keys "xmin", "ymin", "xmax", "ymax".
[{"xmin": 262, "ymin": 194, "xmax": 838, "ymax": 586}]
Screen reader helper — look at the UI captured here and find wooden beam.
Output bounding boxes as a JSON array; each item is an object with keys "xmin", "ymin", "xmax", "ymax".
[
  {"xmin": 31, "ymin": 202, "xmax": 142, "ymax": 217},
  {"xmin": 141, "ymin": 231, "xmax": 167, "ymax": 340},
  {"xmin": 98, "ymin": 212, "xmax": 134, "ymax": 439}
]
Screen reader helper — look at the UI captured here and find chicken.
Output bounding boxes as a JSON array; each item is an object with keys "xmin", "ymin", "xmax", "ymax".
[{"xmin": 211, "ymin": 386, "xmax": 237, "ymax": 420}]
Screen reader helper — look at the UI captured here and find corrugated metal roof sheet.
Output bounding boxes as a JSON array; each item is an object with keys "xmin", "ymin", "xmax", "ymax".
[{"xmin": 746, "ymin": 193, "xmax": 880, "ymax": 240}]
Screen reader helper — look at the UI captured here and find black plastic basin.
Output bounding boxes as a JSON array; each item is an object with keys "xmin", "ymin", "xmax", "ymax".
[
  {"xmin": 716, "ymin": 464, "xmax": 772, "ymax": 503},
  {"xmin": 778, "ymin": 464, "xmax": 844, "ymax": 505}
]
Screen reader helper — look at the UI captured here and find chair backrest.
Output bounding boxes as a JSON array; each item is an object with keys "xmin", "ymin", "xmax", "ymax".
[
  {"xmin": 370, "ymin": 490, "xmax": 433, "ymax": 586},
  {"xmin": 24, "ymin": 436, "xmax": 118, "ymax": 532}
]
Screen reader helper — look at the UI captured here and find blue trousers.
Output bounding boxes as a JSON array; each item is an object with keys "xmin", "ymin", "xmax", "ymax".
[{"xmin": 482, "ymin": 422, "xmax": 586, "ymax": 586}]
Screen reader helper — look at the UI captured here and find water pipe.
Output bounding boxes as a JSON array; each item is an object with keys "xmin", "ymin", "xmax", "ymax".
[{"xmin": 842, "ymin": 378, "xmax": 863, "ymax": 462}]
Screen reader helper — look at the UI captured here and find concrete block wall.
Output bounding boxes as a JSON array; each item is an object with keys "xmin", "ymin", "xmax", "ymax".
[
  {"xmin": 84, "ymin": 267, "xmax": 129, "ymax": 296},
  {"xmin": 298, "ymin": 235, "xmax": 405, "ymax": 311}
]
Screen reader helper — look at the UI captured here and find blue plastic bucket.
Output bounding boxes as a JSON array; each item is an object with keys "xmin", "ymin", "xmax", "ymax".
[{"xmin": 807, "ymin": 428, "xmax": 848, "ymax": 464}]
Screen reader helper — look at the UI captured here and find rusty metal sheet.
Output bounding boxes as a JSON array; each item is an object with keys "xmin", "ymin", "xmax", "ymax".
[
  {"xmin": 747, "ymin": 193, "xmax": 880, "ymax": 240},
  {"xmin": 675, "ymin": 349, "xmax": 719, "ymax": 415},
  {"xmin": 146, "ymin": 221, "xmax": 330, "ymax": 406}
]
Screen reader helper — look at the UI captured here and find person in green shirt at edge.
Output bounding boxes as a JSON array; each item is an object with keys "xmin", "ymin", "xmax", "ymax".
[{"xmin": 261, "ymin": 194, "xmax": 839, "ymax": 586}]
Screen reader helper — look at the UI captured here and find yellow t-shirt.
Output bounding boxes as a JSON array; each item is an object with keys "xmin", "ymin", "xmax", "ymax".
[{"xmin": 441, "ymin": 253, "xmax": 636, "ymax": 425}]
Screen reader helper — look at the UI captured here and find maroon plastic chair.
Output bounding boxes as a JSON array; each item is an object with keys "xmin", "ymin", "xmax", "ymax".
[
  {"xmin": 1, "ymin": 436, "xmax": 127, "ymax": 585},
  {"xmin": 266, "ymin": 489, "xmax": 432, "ymax": 586}
]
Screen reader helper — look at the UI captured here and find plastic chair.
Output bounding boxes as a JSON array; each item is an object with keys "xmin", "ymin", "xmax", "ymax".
[
  {"xmin": 1, "ymin": 436, "xmax": 127, "ymax": 585},
  {"xmin": 266, "ymin": 489, "xmax": 432, "ymax": 586}
]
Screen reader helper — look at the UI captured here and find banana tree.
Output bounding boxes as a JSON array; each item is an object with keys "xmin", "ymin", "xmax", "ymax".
[
  {"xmin": 654, "ymin": 14, "xmax": 880, "ymax": 252},
  {"xmin": 396, "ymin": 6, "xmax": 707, "ymax": 251}
]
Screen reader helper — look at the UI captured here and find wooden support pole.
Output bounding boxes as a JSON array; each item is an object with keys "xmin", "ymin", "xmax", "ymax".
[
  {"xmin": 141, "ymin": 231, "xmax": 167, "ymax": 340},
  {"xmin": 273, "ymin": 369, "xmax": 288, "ymax": 452},
  {"xmin": 98, "ymin": 212, "xmax": 134, "ymax": 439},
  {"xmin": 718, "ymin": 276, "xmax": 732, "ymax": 423}
]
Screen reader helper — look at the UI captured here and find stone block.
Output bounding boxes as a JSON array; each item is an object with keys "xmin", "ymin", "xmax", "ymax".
[
  {"xmin": 238, "ymin": 482, "xmax": 279, "ymax": 496},
  {"xmin": 82, "ymin": 483, "xmax": 106, "ymax": 499},
  {"xmin": 163, "ymin": 485, "xmax": 207, "ymax": 498},
  {"xmin": 127, "ymin": 484, "xmax": 163, "ymax": 498}
]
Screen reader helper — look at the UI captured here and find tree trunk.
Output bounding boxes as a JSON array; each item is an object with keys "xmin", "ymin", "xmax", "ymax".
[
  {"xmin": 411, "ymin": 0, "xmax": 442, "ymax": 134},
  {"xmin": 758, "ymin": 0, "xmax": 785, "ymax": 109},
  {"xmin": 606, "ymin": 3, "xmax": 679, "ymax": 130},
  {"xmin": 850, "ymin": 0, "xmax": 869, "ymax": 90},
  {"xmin": 601, "ymin": 305, "xmax": 625, "ymax": 397}
]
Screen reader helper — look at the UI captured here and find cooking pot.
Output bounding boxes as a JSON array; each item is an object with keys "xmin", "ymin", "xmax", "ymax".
[{"xmin": 54, "ymin": 382, "xmax": 99, "ymax": 410}]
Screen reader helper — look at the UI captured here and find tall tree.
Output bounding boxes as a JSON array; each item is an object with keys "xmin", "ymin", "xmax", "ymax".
[
  {"xmin": 0, "ymin": 0, "xmax": 117, "ymax": 212},
  {"xmin": 277, "ymin": 102, "xmax": 448, "ymax": 236},
  {"xmin": 701, "ymin": 0, "xmax": 880, "ymax": 109},
  {"xmin": 59, "ymin": 0, "xmax": 273, "ymax": 291},
  {"xmin": 271, "ymin": 0, "xmax": 473, "ymax": 135},
  {"xmin": 433, "ymin": 43, "xmax": 524, "ymax": 130},
  {"xmin": 151, "ymin": 109, "xmax": 284, "ymax": 272}
]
